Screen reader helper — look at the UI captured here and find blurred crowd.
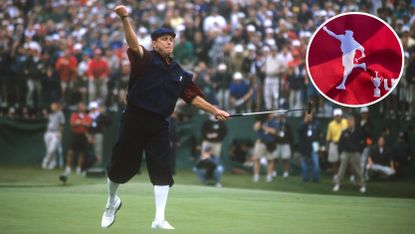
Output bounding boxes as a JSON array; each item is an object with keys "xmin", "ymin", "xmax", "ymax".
[
  {"xmin": 0, "ymin": 0, "xmax": 415, "ymax": 120},
  {"xmin": 194, "ymin": 105, "xmax": 413, "ymax": 190}
]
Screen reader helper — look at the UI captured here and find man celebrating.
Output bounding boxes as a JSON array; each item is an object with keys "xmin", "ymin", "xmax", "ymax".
[
  {"xmin": 101, "ymin": 5, "xmax": 229, "ymax": 230},
  {"xmin": 323, "ymin": 26, "xmax": 367, "ymax": 90}
]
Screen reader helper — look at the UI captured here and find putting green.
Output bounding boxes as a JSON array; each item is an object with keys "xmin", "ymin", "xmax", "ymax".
[{"xmin": 1, "ymin": 180, "xmax": 414, "ymax": 234}]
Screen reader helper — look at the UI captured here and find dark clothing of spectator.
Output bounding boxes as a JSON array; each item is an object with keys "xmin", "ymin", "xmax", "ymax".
[
  {"xmin": 369, "ymin": 145, "xmax": 393, "ymax": 166},
  {"xmin": 201, "ymin": 118, "xmax": 228, "ymax": 143},
  {"xmin": 275, "ymin": 119, "xmax": 293, "ymax": 145},
  {"xmin": 338, "ymin": 128, "xmax": 364, "ymax": 154},
  {"xmin": 297, "ymin": 120, "xmax": 323, "ymax": 157}
]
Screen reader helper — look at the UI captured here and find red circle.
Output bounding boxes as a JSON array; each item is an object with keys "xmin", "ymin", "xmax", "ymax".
[{"xmin": 306, "ymin": 12, "xmax": 404, "ymax": 107}]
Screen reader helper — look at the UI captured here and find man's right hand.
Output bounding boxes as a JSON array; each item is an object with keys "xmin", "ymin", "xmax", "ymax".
[{"xmin": 114, "ymin": 5, "xmax": 128, "ymax": 17}]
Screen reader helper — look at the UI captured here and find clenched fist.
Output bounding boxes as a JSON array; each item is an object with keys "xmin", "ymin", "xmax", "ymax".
[{"xmin": 114, "ymin": 5, "xmax": 128, "ymax": 17}]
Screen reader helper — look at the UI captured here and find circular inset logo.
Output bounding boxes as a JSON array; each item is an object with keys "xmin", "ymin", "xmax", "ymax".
[{"xmin": 306, "ymin": 12, "xmax": 404, "ymax": 107}]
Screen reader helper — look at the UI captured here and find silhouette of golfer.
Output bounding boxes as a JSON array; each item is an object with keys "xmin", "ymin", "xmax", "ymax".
[{"xmin": 323, "ymin": 26, "xmax": 367, "ymax": 90}]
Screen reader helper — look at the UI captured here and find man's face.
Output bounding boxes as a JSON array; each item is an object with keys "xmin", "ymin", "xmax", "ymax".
[
  {"xmin": 348, "ymin": 117, "xmax": 355, "ymax": 129},
  {"xmin": 78, "ymin": 103, "xmax": 86, "ymax": 112},
  {"xmin": 152, "ymin": 35, "xmax": 174, "ymax": 57},
  {"xmin": 378, "ymin": 137, "xmax": 385, "ymax": 147}
]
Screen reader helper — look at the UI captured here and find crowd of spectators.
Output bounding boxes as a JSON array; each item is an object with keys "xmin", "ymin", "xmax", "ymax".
[{"xmin": 0, "ymin": 0, "xmax": 414, "ymax": 120}]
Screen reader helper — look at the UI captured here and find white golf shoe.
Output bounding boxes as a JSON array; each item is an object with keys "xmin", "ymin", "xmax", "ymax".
[
  {"xmin": 252, "ymin": 174, "xmax": 259, "ymax": 182},
  {"xmin": 333, "ymin": 184, "xmax": 340, "ymax": 192},
  {"xmin": 101, "ymin": 196, "xmax": 122, "ymax": 228},
  {"xmin": 151, "ymin": 220, "xmax": 175, "ymax": 230},
  {"xmin": 360, "ymin": 186, "xmax": 366, "ymax": 193}
]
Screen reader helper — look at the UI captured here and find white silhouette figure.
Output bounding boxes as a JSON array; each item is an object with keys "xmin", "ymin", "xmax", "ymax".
[{"xmin": 323, "ymin": 26, "xmax": 367, "ymax": 90}]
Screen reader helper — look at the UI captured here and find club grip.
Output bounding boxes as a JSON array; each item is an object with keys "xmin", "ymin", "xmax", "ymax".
[
  {"xmin": 229, "ymin": 113, "xmax": 243, "ymax": 118},
  {"xmin": 307, "ymin": 101, "xmax": 313, "ymax": 114}
]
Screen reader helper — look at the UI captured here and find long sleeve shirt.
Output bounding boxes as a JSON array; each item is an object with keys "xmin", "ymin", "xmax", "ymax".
[
  {"xmin": 338, "ymin": 128, "xmax": 364, "ymax": 154},
  {"xmin": 326, "ymin": 118, "xmax": 348, "ymax": 143}
]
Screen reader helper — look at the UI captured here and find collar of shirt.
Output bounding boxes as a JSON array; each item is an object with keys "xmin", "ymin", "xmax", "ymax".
[{"xmin": 153, "ymin": 50, "xmax": 177, "ymax": 68}]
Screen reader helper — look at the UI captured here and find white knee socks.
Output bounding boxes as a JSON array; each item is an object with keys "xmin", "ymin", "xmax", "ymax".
[
  {"xmin": 154, "ymin": 185, "xmax": 169, "ymax": 221},
  {"xmin": 107, "ymin": 177, "xmax": 119, "ymax": 205}
]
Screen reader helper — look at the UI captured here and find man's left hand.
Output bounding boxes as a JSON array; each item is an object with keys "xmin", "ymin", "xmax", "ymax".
[{"xmin": 214, "ymin": 109, "xmax": 230, "ymax": 121}]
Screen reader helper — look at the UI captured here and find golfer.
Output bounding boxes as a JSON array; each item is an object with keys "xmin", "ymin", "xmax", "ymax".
[
  {"xmin": 323, "ymin": 26, "xmax": 367, "ymax": 90},
  {"xmin": 101, "ymin": 5, "xmax": 230, "ymax": 230}
]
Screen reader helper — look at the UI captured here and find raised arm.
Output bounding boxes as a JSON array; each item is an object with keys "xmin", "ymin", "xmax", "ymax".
[
  {"xmin": 323, "ymin": 26, "xmax": 341, "ymax": 41},
  {"xmin": 114, "ymin": 5, "xmax": 143, "ymax": 56}
]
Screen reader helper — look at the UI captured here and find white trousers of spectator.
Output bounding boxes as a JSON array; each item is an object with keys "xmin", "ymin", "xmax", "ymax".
[
  {"xmin": 42, "ymin": 132, "xmax": 60, "ymax": 169},
  {"xmin": 201, "ymin": 141, "xmax": 222, "ymax": 158},
  {"xmin": 89, "ymin": 79, "xmax": 108, "ymax": 102},
  {"xmin": 264, "ymin": 77, "xmax": 280, "ymax": 110},
  {"xmin": 360, "ymin": 146, "xmax": 370, "ymax": 179},
  {"xmin": 367, "ymin": 164, "xmax": 395, "ymax": 176},
  {"xmin": 217, "ymin": 88, "xmax": 229, "ymax": 110},
  {"xmin": 26, "ymin": 79, "xmax": 42, "ymax": 107}
]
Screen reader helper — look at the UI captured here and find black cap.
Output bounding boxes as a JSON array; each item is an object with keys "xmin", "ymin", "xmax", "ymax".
[{"xmin": 151, "ymin": 27, "xmax": 176, "ymax": 41}]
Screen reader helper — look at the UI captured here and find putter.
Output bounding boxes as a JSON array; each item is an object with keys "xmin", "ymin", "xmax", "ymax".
[{"xmin": 229, "ymin": 101, "xmax": 313, "ymax": 118}]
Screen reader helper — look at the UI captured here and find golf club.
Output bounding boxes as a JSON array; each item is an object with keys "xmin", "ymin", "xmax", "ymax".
[{"xmin": 229, "ymin": 101, "xmax": 313, "ymax": 118}]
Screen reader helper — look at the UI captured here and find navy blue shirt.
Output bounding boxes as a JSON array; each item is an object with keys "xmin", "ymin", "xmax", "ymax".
[
  {"xmin": 126, "ymin": 47, "xmax": 203, "ymax": 117},
  {"xmin": 338, "ymin": 128, "xmax": 364, "ymax": 154},
  {"xmin": 256, "ymin": 118, "xmax": 278, "ymax": 143},
  {"xmin": 297, "ymin": 120, "xmax": 322, "ymax": 156}
]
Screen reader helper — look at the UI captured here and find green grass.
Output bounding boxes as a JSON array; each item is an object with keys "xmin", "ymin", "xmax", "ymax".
[{"xmin": 1, "ymin": 166, "xmax": 415, "ymax": 234}]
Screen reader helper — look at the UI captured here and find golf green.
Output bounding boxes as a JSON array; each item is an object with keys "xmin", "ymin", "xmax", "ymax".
[{"xmin": 1, "ymin": 167, "xmax": 414, "ymax": 234}]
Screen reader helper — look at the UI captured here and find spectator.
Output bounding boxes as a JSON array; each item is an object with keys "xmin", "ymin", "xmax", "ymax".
[
  {"xmin": 77, "ymin": 53, "xmax": 91, "ymax": 104},
  {"xmin": 405, "ymin": 51, "xmax": 415, "ymax": 119},
  {"xmin": 326, "ymin": 108, "xmax": 348, "ymax": 174},
  {"xmin": 64, "ymin": 102, "xmax": 92, "ymax": 175},
  {"xmin": 229, "ymin": 44, "xmax": 245, "ymax": 73},
  {"xmin": 42, "ymin": 102, "xmax": 65, "ymax": 170},
  {"xmin": 193, "ymin": 146, "xmax": 224, "ymax": 188},
  {"xmin": 333, "ymin": 116, "xmax": 366, "ymax": 193},
  {"xmin": 263, "ymin": 45, "xmax": 285, "ymax": 110},
  {"xmin": 105, "ymin": 48, "xmax": 121, "ymax": 108},
  {"xmin": 229, "ymin": 72, "xmax": 252, "ymax": 113},
  {"xmin": 0, "ymin": 45, "xmax": 11, "ymax": 107},
  {"xmin": 88, "ymin": 101, "xmax": 111, "ymax": 167},
  {"xmin": 173, "ymin": 35, "xmax": 194, "ymax": 68},
  {"xmin": 87, "ymin": 48, "xmax": 110, "ymax": 103},
  {"xmin": 241, "ymin": 44, "xmax": 257, "ymax": 76},
  {"xmin": 298, "ymin": 113, "xmax": 323, "ymax": 182},
  {"xmin": 55, "ymin": 50, "xmax": 77, "ymax": 105},
  {"xmin": 367, "ymin": 136, "xmax": 395, "ymax": 179},
  {"xmin": 273, "ymin": 113, "xmax": 293, "ymax": 178},
  {"xmin": 229, "ymin": 138, "xmax": 254, "ymax": 167},
  {"xmin": 194, "ymin": 61, "xmax": 217, "ymax": 105},
  {"xmin": 212, "ymin": 63, "xmax": 232, "ymax": 110},
  {"xmin": 248, "ymin": 74, "xmax": 263, "ymax": 112},
  {"xmin": 392, "ymin": 132, "xmax": 413, "ymax": 176},
  {"xmin": 201, "ymin": 114, "xmax": 228, "ymax": 158},
  {"xmin": 25, "ymin": 46, "xmax": 44, "ymax": 108},
  {"xmin": 10, "ymin": 45, "xmax": 29, "ymax": 108},
  {"xmin": 286, "ymin": 49, "xmax": 305, "ymax": 116},
  {"xmin": 252, "ymin": 113, "xmax": 278, "ymax": 182},
  {"xmin": 203, "ymin": 7, "xmax": 227, "ymax": 34},
  {"xmin": 137, "ymin": 27, "xmax": 152, "ymax": 50},
  {"xmin": 357, "ymin": 107, "xmax": 374, "ymax": 180}
]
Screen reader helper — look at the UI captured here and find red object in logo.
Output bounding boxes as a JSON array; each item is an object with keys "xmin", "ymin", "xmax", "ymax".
[{"xmin": 306, "ymin": 12, "xmax": 404, "ymax": 107}]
